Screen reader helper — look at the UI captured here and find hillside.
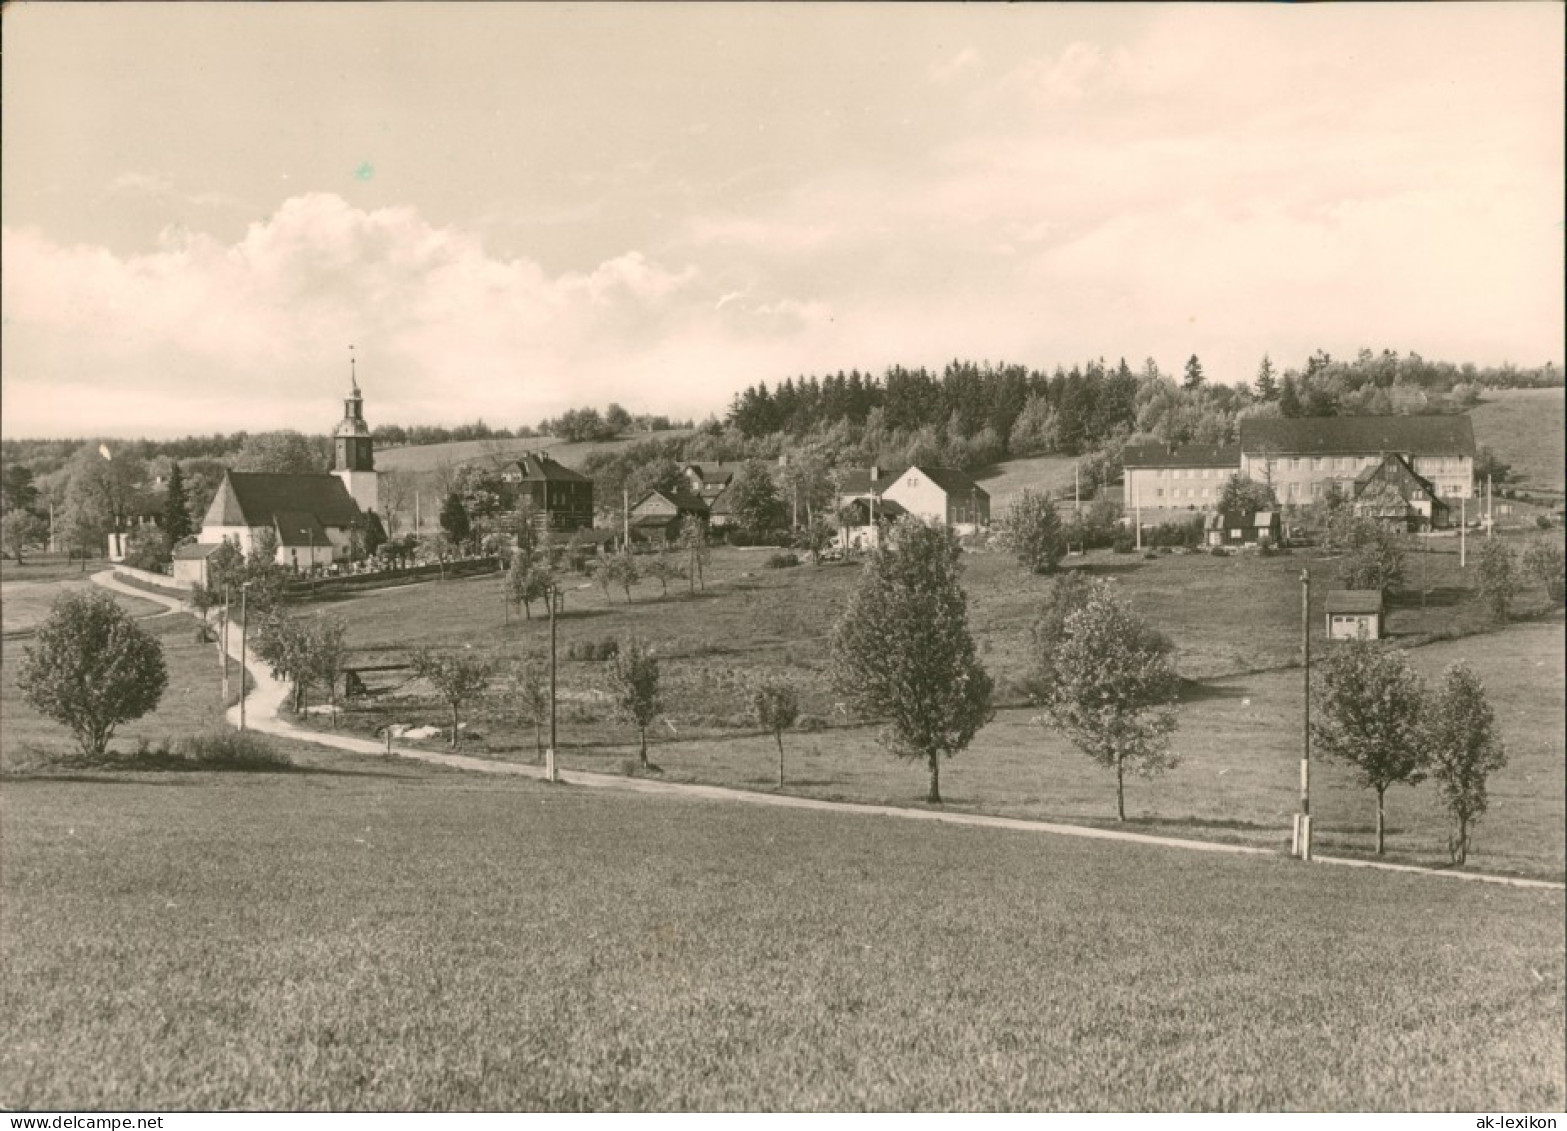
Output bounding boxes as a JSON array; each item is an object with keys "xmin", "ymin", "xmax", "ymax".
[{"xmin": 1469, "ymin": 387, "xmax": 1565, "ymax": 493}]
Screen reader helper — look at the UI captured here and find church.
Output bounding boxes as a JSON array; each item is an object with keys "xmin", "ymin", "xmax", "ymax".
[{"xmin": 184, "ymin": 372, "xmax": 382, "ymax": 576}]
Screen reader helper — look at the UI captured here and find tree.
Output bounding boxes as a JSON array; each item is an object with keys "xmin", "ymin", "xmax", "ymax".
[
  {"xmin": 506, "ymin": 652, "xmax": 550, "ymax": 763},
  {"xmin": 643, "ymin": 544, "xmax": 683, "ymax": 596},
  {"xmin": 1278, "ymin": 375, "xmax": 1303, "ymax": 418},
  {"xmin": 605, "ymin": 545, "xmax": 640, "ymax": 602},
  {"xmin": 379, "ymin": 469, "xmax": 414, "ymax": 537},
  {"xmin": 1311, "ymin": 636, "xmax": 1428, "ymax": 855},
  {"xmin": 604, "ymin": 403, "xmax": 634, "ymax": 433},
  {"xmin": 607, "ymin": 638, "xmax": 662, "ymax": 769},
  {"xmin": 752, "ymin": 678, "xmax": 800, "ymax": 786},
  {"xmin": 1474, "ymin": 538, "xmax": 1517, "ymax": 623},
  {"xmin": 354, "ymin": 510, "xmax": 388, "ymax": 561},
  {"xmin": 728, "ymin": 460, "xmax": 785, "ymax": 537},
  {"xmin": 829, "ymin": 518, "xmax": 994, "ymax": 803},
  {"xmin": 253, "ymin": 614, "xmax": 314, "ymax": 712},
  {"xmin": 1046, "ymin": 583, "xmax": 1181, "ymax": 820},
  {"xmin": 438, "ymin": 491, "xmax": 472, "ymax": 549},
  {"xmin": 17, "ymin": 591, "xmax": 168, "ymax": 758},
  {"xmin": 187, "ymin": 582, "xmax": 220, "ymax": 627},
  {"xmin": 506, "ymin": 554, "xmax": 549, "ymax": 619},
  {"xmin": 1182, "ymin": 355, "xmax": 1205, "ymax": 391},
  {"xmin": 59, "ymin": 443, "xmax": 148, "ymax": 556},
  {"xmin": 161, "ymin": 461, "xmax": 194, "ymax": 543},
  {"xmin": 410, "ymin": 647, "xmax": 495, "ymax": 749},
  {"xmin": 1254, "ymin": 355, "xmax": 1278, "ymax": 402},
  {"xmin": 1521, "ymin": 537, "xmax": 1565, "ymax": 603},
  {"xmin": 1217, "ymin": 474, "xmax": 1278, "ymax": 515},
  {"xmin": 0, "ymin": 463, "xmax": 40, "ymax": 515},
  {"xmin": 1339, "ymin": 518, "xmax": 1406, "ymax": 595},
  {"xmin": 794, "ymin": 511, "xmax": 837, "ymax": 565},
  {"xmin": 2, "ymin": 508, "xmax": 47, "ymax": 564},
  {"xmin": 234, "ymin": 431, "xmax": 325, "ymax": 474},
  {"xmin": 1025, "ymin": 569, "xmax": 1096, "ymax": 701},
  {"xmin": 308, "ymin": 615, "xmax": 349, "ymax": 726},
  {"xmin": 993, "ymin": 489, "xmax": 1065, "ymax": 574},
  {"xmin": 1427, "ymin": 662, "xmax": 1507, "ymax": 865},
  {"xmin": 678, "ymin": 515, "xmax": 709, "ymax": 591}
]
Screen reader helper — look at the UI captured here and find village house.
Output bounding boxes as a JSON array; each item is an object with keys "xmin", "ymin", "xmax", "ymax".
[
  {"xmin": 1324, "ymin": 590, "xmax": 1385, "ymax": 640},
  {"xmin": 628, "ymin": 486, "xmax": 709, "ymax": 542},
  {"xmin": 1349, "ymin": 452, "xmax": 1451, "ymax": 531},
  {"xmin": 832, "ymin": 464, "xmax": 990, "ymax": 545},
  {"xmin": 1121, "ymin": 443, "xmax": 1241, "ymax": 518},
  {"xmin": 1238, "ymin": 415, "xmax": 1474, "ymax": 509},
  {"xmin": 501, "ymin": 453, "xmax": 595, "ymax": 532}
]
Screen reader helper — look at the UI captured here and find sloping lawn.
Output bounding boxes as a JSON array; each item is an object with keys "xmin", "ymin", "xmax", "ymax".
[{"xmin": 2, "ymin": 764, "xmax": 1561, "ymax": 1111}]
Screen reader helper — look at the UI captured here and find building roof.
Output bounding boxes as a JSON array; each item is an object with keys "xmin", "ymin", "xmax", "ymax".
[
  {"xmin": 1240, "ymin": 415, "xmax": 1475, "ymax": 458},
  {"xmin": 681, "ymin": 462, "xmax": 746, "ymax": 488},
  {"xmin": 904, "ymin": 466, "xmax": 991, "ymax": 499},
  {"xmin": 509, "ymin": 453, "xmax": 590, "ymax": 483},
  {"xmin": 836, "ymin": 467, "xmax": 908, "ymax": 495},
  {"xmin": 1324, "ymin": 590, "xmax": 1385, "ymax": 614},
  {"xmin": 172, "ymin": 542, "xmax": 223, "ymax": 560},
  {"xmin": 205, "ymin": 471, "xmax": 362, "ymax": 530},
  {"xmin": 1122, "ymin": 443, "xmax": 1241, "ymax": 470},
  {"xmin": 631, "ymin": 488, "xmax": 709, "ymax": 515},
  {"xmin": 1208, "ymin": 510, "xmax": 1277, "ymax": 529},
  {"xmin": 273, "ymin": 510, "xmax": 330, "ymax": 548},
  {"xmin": 838, "ymin": 497, "xmax": 909, "ymax": 524}
]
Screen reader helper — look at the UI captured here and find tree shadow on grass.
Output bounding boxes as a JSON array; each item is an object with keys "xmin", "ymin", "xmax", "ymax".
[
  {"xmin": 1071, "ymin": 560, "xmax": 1147, "ymax": 577},
  {"xmin": 1123, "ymin": 814, "xmax": 1282, "ymax": 834},
  {"xmin": 1387, "ymin": 586, "xmax": 1467, "ymax": 610},
  {"xmin": 1174, "ymin": 678, "xmax": 1254, "ymax": 703}
]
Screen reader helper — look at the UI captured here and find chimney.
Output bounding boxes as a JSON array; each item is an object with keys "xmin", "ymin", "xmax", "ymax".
[{"xmin": 870, "ymin": 464, "xmax": 880, "ymax": 483}]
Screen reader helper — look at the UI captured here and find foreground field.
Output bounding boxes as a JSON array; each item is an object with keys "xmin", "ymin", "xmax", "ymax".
[{"xmin": 2, "ymin": 762, "xmax": 1560, "ymax": 1111}]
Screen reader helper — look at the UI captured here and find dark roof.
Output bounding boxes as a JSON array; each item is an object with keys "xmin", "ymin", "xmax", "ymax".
[
  {"xmin": 273, "ymin": 510, "xmax": 330, "ymax": 548},
  {"xmin": 706, "ymin": 484, "xmax": 736, "ymax": 516},
  {"xmin": 906, "ymin": 466, "xmax": 990, "ymax": 498},
  {"xmin": 205, "ymin": 471, "xmax": 362, "ymax": 529},
  {"xmin": 838, "ymin": 497, "xmax": 909, "ymax": 523},
  {"xmin": 510, "ymin": 454, "xmax": 590, "ymax": 483},
  {"xmin": 682, "ymin": 462, "xmax": 745, "ymax": 487},
  {"xmin": 837, "ymin": 467, "xmax": 908, "ymax": 495},
  {"xmin": 632, "ymin": 488, "xmax": 709, "ymax": 514},
  {"xmin": 1240, "ymin": 415, "xmax": 1475, "ymax": 457},
  {"xmin": 1122, "ymin": 443, "xmax": 1241, "ymax": 469},
  {"xmin": 1325, "ymin": 590, "xmax": 1385, "ymax": 614},
  {"xmin": 172, "ymin": 542, "xmax": 223, "ymax": 560}
]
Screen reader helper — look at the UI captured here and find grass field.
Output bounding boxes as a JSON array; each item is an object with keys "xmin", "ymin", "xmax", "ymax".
[
  {"xmin": 280, "ymin": 535, "xmax": 1565, "ymax": 877},
  {"xmin": 1471, "ymin": 387, "xmax": 1566, "ymax": 494},
  {"xmin": 973, "ymin": 454, "xmax": 1082, "ymax": 510},
  {"xmin": 1, "ymin": 578, "xmax": 167, "ymax": 636},
  {"xmin": 2, "ymin": 762, "xmax": 1561, "ymax": 1111},
  {"xmin": 374, "ymin": 430, "xmax": 695, "ymax": 475}
]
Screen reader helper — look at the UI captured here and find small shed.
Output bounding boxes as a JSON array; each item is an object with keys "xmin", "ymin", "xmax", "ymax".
[
  {"xmin": 171, "ymin": 541, "xmax": 223, "ymax": 587},
  {"xmin": 1205, "ymin": 510, "xmax": 1281, "ymax": 547},
  {"xmin": 1324, "ymin": 589, "xmax": 1384, "ymax": 640}
]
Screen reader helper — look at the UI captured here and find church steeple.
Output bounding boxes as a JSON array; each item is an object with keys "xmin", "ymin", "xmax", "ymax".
[{"xmin": 333, "ymin": 345, "xmax": 375, "ymax": 475}]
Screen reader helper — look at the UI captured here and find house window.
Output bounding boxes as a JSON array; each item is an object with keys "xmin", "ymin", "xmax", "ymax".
[
  {"xmin": 1201, "ymin": 488, "xmax": 1210, "ymax": 498},
  {"xmin": 1155, "ymin": 489, "xmax": 1164, "ymax": 498}
]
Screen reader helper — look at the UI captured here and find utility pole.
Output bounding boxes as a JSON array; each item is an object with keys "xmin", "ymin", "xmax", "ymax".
[
  {"xmin": 1460, "ymin": 496, "xmax": 1466, "ymax": 568},
  {"xmin": 1134, "ymin": 476, "xmax": 1142, "ymax": 551},
  {"xmin": 220, "ymin": 585, "xmax": 230, "ymax": 702},
  {"xmin": 622, "ymin": 488, "xmax": 630, "ymax": 550},
  {"xmin": 545, "ymin": 578, "xmax": 559, "ymax": 783},
  {"xmin": 414, "ymin": 492, "xmax": 421, "ymax": 534},
  {"xmin": 238, "ymin": 584, "xmax": 249, "ymax": 732},
  {"xmin": 1075, "ymin": 462, "xmax": 1081, "ymax": 517},
  {"xmin": 1296, "ymin": 568, "xmax": 1312, "ymax": 861},
  {"xmin": 1486, "ymin": 474, "xmax": 1494, "ymax": 538}
]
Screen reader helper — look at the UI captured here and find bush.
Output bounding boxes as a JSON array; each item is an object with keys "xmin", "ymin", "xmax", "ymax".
[
  {"xmin": 764, "ymin": 552, "xmax": 800, "ymax": 569},
  {"xmin": 1143, "ymin": 551, "xmax": 1158, "ymax": 560},
  {"xmin": 1210, "ymin": 546, "xmax": 1229, "ymax": 557},
  {"xmin": 173, "ymin": 731, "xmax": 291, "ymax": 770},
  {"xmin": 566, "ymin": 638, "xmax": 620, "ymax": 661},
  {"xmin": 795, "ymin": 714, "xmax": 827, "ymax": 732},
  {"xmin": 1112, "ymin": 535, "xmax": 1136, "ymax": 554},
  {"xmin": 1258, "ymin": 543, "xmax": 1275, "ymax": 558},
  {"xmin": 1538, "ymin": 515, "xmax": 1554, "ymax": 530}
]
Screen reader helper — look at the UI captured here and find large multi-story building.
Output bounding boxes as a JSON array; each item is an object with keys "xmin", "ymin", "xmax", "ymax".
[
  {"xmin": 1237, "ymin": 415, "xmax": 1474, "ymax": 507},
  {"xmin": 1121, "ymin": 443, "xmax": 1240, "ymax": 516}
]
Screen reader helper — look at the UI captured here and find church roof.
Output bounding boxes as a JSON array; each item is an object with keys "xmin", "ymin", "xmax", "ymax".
[
  {"xmin": 205, "ymin": 471, "xmax": 362, "ymax": 530},
  {"xmin": 273, "ymin": 510, "xmax": 331, "ymax": 547},
  {"xmin": 510, "ymin": 454, "xmax": 590, "ymax": 483}
]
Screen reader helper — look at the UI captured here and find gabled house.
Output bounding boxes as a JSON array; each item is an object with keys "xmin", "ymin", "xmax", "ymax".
[
  {"xmin": 1351, "ymin": 453, "xmax": 1450, "ymax": 531},
  {"xmin": 199, "ymin": 470, "xmax": 363, "ymax": 569},
  {"xmin": 503, "ymin": 453, "xmax": 594, "ymax": 532},
  {"xmin": 832, "ymin": 464, "xmax": 990, "ymax": 540},
  {"xmin": 628, "ymin": 487, "xmax": 708, "ymax": 542},
  {"xmin": 1325, "ymin": 590, "xmax": 1384, "ymax": 640}
]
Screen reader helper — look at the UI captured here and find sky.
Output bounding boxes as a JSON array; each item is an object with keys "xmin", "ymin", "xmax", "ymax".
[{"xmin": 2, "ymin": 2, "xmax": 1562, "ymax": 439}]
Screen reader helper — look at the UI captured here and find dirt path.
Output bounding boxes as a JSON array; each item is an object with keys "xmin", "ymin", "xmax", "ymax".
[{"xmin": 90, "ymin": 570, "xmax": 1561, "ymax": 893}]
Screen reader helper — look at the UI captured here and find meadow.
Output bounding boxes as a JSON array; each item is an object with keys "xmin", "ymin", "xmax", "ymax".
[
  {"xmin": 290, "ymin": 532, "xmax": 1564, "ymax": 878},
  {"xmin": 2, "ymin": 760, "xmax": 1561, "ymax": 1111},
  {"xmin": 1470, "ymin": 387, "xmax": 1566, "ymax": 494}
]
